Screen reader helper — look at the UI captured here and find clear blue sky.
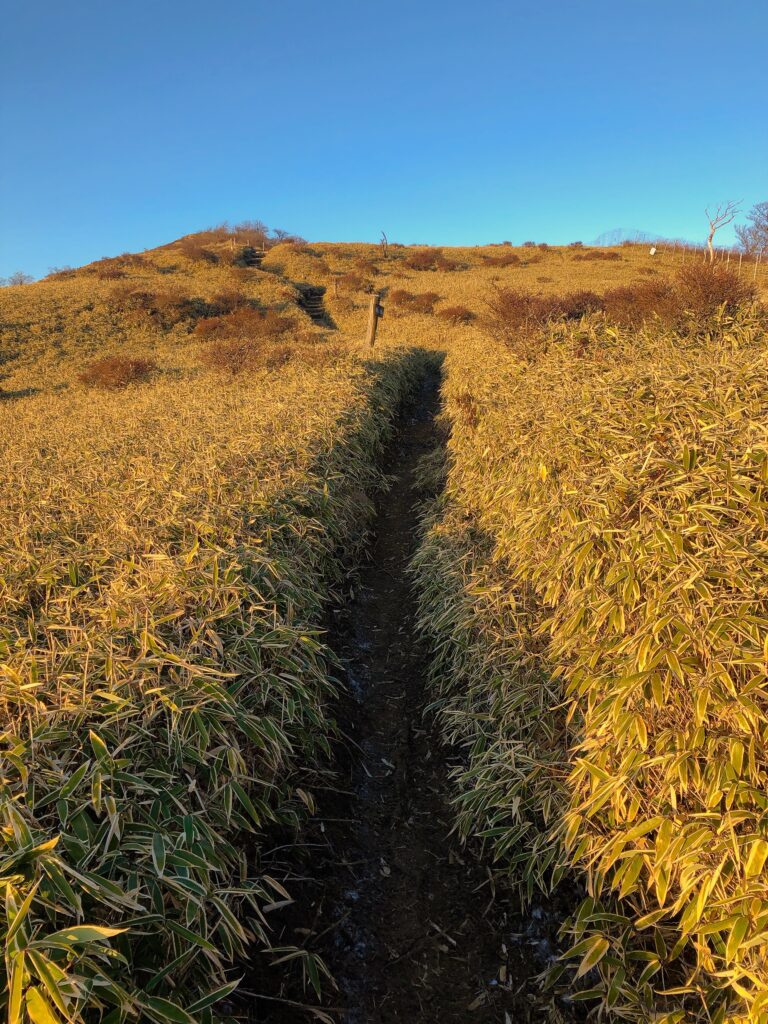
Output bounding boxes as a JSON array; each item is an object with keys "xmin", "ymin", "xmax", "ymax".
[{"xmin": 2, "ymin": 0, "xmax": 766, "ymax": 279}]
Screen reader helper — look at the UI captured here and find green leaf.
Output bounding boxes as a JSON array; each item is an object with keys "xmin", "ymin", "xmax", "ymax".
[
  {"xmin": 187, "ymin": 978, "xmax": 241, "ymax": 1013},
  {"xmin": 6, "ymin": 880, "xmax": 41, "ymax": 946},
  {"xmin": 142, "ymin": 996, "xmax": 198, "ymax": 1024},
  {"xmin": 89, "ymin": 731, "xmax": 111, "ymax": 762},
  {"xmin": 575, "ymin": 936, "xmax": 610, "ymax": 979},
  {"xmin": 151, "ymin": 833, "xmax": 166, "ymax": 875},
  {"xmin": 8, "ymin": 953, "xmax": 25, "ymax": 1024},
  {"xmin": 36, "ymin": 925, "xmax": 126, "ymax": 947}
]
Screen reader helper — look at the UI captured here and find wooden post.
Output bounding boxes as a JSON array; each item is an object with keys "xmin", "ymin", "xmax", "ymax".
[
  {"xmin": 365, "ymin": 293, "xmax": 383, "ymax": 349},
  {"xmin": 739, "ymin": 251, "xmax": 743, "ymax": 274}
]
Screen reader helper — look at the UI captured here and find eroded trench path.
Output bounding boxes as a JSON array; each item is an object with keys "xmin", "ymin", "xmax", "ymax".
[{"xmin": 254, "ymin": 366, "xmax": 565, "ymax": 1022}]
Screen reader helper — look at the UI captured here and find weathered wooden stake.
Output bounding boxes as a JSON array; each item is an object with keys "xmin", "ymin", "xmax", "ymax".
[{"xmin": 365, "ymin": 293, "xmax": 383, "ymax": 349}]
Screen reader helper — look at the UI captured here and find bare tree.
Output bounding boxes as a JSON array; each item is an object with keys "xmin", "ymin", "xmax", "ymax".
[
  {"xmin": 0, "ymin": 271, "xmax": 34, "ymax": 286},
  {"xmin": 736, "ymin": 201, "xmax": 768, "ymax": 255},
  {"xmin": 234, "ymin": 220, "xmax": 269, "ymax": 247},
  {"xmin": 705, "ymin": 200, "xmax": 740, "ymax": 262},
  {"xmin": 380, "ymin": 231, "xmax": 389, "ymax": 259}
]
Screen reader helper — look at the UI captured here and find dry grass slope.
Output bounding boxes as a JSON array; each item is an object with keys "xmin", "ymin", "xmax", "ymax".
[
  {"xmin": 3, "ymin": 229, "xmax": 768, "ymax": 1023},
  {"xmin": 415, "ymin": 297, "xmax": 768, "ymax": 1023}
]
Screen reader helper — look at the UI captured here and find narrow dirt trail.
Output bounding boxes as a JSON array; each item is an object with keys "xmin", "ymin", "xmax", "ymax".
[
  {"xmin": 251, "ymin": 365, "xmax": 565, "ymax": 1022},
  {"xmin": 310, "ymin": 367, "xmax": 540, "ymax": 1023}
]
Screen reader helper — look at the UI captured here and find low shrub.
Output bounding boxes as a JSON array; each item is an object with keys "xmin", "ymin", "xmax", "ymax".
[
  {"xmin": 437, "ymin": 304, "xmax": 475, "ymax": 324},
  {"xmin": 403, "ymin": 249, "xmax": 460, "ymax": 271},
  {"xmin": 485, "ymin": 265, "xmax": 760, "ymax": 348},
  {"xmin": 602, "ymin": 279, "xmax": 679, "ymax": 327},
  {"xmin": 572, "ymin": 250, "xmax": 622, "ymax": 261},
  {"xmin": 676, "ymin": 262, "xmax": 757, "ymax": 318},
  {"xmin": 389, "ymin": 289, "xmax": 440, "ymax": 314},
  {"xmin": 199, "ymin": 338, "xmax": 265, "ymax": 374},
  {"xmin": 78, "ymin": 356, "xmax": 158, "ymax": 389},
  {"xmin": 482, "ymin": 252, "xmax": 521, "ymax": 268},
  {"xmin": 194, "ymin": 306, "xmax": 292, "ymax": 341},
  {"xmin": 179, "ymin": 238, "xmax": 219, "ymax": 263},
  {"xmin": 602, "ymin": 266, "xmax": 757, "ymax": 329},
  {"xmin": 484, "ymin": 287, "xmax": 604, "ymax": 351},
  {"xmin": 354, "ymin": 257, "xmax": 379, "ymax": 276},
  {"xmin": 338, "ymin": 272, "xmax": 373, "ymax": 293}
]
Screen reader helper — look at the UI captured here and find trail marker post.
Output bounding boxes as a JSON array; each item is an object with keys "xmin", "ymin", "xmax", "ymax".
[{"xmin": 365, "ymin": 293, "xmax": 384, "ymax": 350}]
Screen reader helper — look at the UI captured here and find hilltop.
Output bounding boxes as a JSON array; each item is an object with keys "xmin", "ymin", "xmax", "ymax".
[{"xmin": 5, "ymin": 226, "xmax": 763, "ymax": 401}]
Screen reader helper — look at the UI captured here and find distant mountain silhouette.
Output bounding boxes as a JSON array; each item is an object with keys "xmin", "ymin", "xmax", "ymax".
[{"xmin": 592, "ymin": 227, "xmax": 674, "ymax": 246}]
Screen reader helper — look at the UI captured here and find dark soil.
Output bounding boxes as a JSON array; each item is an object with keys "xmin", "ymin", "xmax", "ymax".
[{"xmin": 250, "ymin": 365, "xmax": 571, "ymax": 1022}]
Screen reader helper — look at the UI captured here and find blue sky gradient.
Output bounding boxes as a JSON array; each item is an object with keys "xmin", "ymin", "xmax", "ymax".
[{"xmin": 2, "ymin": 0, "xmax": 766, "ymax": 278}]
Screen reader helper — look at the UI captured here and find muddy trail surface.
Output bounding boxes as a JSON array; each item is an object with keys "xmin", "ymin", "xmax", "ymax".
[{"xmin": 253, "ymin": 367, "xmax": 568, "ymax": 1023}]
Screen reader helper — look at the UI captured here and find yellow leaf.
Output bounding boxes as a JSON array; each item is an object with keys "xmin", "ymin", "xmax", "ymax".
[
  {"xmin": 26, "ymin": 988, "xmax": 61, "ymax": 1024},
  {"xmin": 746, "ymin": 839, "xmax": 768, "ymax": 878}
]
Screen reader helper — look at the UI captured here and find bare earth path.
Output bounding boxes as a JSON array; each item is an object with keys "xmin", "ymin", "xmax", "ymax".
[{"xmin": 253, "ymin": 365, "xmax": 565, "ymax": 1022}]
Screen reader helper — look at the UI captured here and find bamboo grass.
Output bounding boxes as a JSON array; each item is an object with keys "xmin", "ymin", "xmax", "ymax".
[{"xmin": 415, "ymin": 309, "xmax": 768, "ymax": 1022}]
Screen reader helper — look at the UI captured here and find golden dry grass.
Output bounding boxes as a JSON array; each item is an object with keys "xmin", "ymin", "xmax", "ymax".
[
  {"xmin": 0, "ymin": 234, "xmax": 439, "ymax": 1021},
  {"xmin": 2, "ymin": 229, "xmax": 768, "ymax": 1022},
  {"xmin": 415, "ymin": 306, "xmax": 768, "ymax": 1023}
]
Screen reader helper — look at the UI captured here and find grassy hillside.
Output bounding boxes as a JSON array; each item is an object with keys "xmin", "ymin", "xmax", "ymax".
[
  {"xmin": 3, "ymin": 227, "xmax": 768, "ymax": 1023},
  {"xmin": 0, "ymin": 230, "xmax": 440, "ymax": 1022},
  {"xmin": 415, "ymin": 290, "xmax": 768, "ymax": 1022}
]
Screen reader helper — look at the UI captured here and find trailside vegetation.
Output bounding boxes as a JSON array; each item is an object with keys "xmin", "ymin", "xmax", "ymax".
[{"xmin": 415, "ymin": 282, "xmax": 768, "ymax": 1023}]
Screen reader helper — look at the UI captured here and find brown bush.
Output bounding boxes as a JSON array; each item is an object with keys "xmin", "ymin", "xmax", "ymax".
[
  {"xmin": 484, "ymin": 287, "xmax": 604, "ymax": 347},
  {"xmin": 338, "ymin": 272, "xmax": 372, "ymax": 293},
  {"xmin": 179, "ymin": 238, "xmax": 219, "ymax": 263},
  {"xmin": 602, "ymin": 266, "xmax": 756, "ymax": 329},
  {"xmin": 557, "ymin": 290, "xmax": 604, "ymax": 318},
  {"xmin": 389, "ymin": 289, "xmax": 440, "ymax": 314},
  {"xmin": 602, "ymin": 280, "xmax": 679, "ymax": 327},
  {"xmin": 78, "ymin": 356, "xmax": 158, "ymax": 389},
  {"xmin": 201, "ymin": 339, "xmax": 339, "ymax": 376},
  {"xmin": 194, "ymin": 306, "xmax": 292, "ymax": 341},
  {"xmin": 403, "ymin": 249, "xmax": 460, "ymax": 271},
  {"xmin": 573, "ymin": 250, "xmax": 622, "ymax": 261},
  {"xmin": 675, "ymin": 263, "xmax": 756, "ymax": 318},
  {"xmin": 482, "ymin": 253, "xmax": 521, "ymax": 268},
  {"xmin": 200, "ymin": 340, "xmax": 263, "ymax": 375},
  {"xmin": 109, "ymin": 287, "xmax": 233, "ymax": 330},
  {"xmin": 354, "ymin": 257, "xmax": 379, "ymax": 276},
  {"xmin": 437, "ymin": 305, "xmax": 475, "ymax": 324}
]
